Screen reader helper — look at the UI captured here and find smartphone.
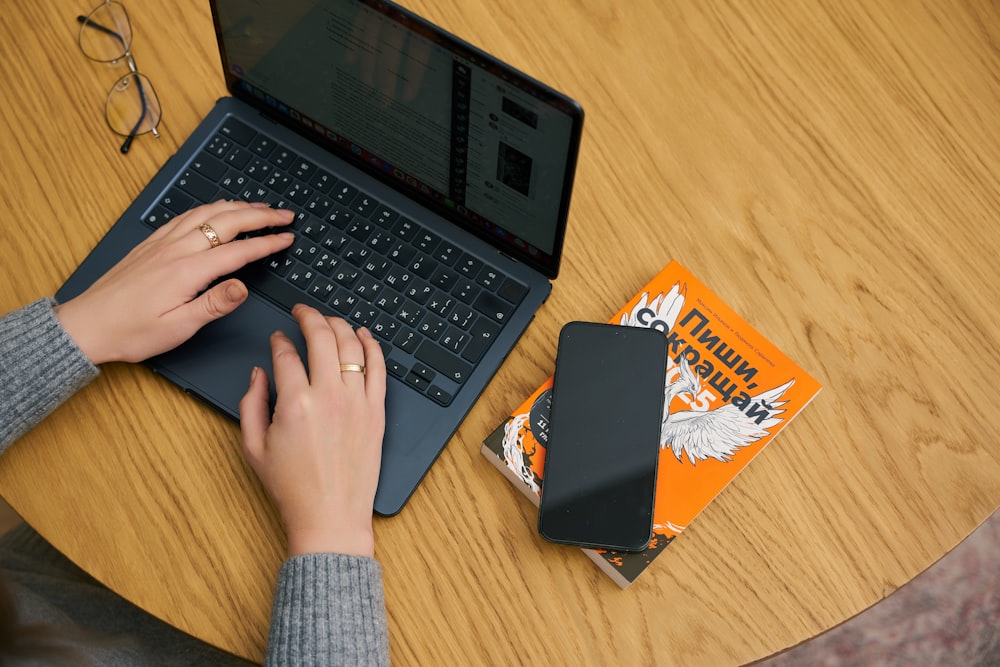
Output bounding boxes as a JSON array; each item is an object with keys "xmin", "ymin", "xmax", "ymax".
[{"xmin": 537, "ymin": 321, "xmax": 667, "ymax": 552}]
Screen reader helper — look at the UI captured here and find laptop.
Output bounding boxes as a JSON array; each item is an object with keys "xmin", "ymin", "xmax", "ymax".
[{"xmin": 56, "ymin": 0, "xmax": 583, "ymax": 515}]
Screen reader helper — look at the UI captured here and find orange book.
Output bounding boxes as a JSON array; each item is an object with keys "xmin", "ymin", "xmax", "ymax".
[{"xmin": 481, "ymin": 260, "xmax": 822, "ymax": 587}]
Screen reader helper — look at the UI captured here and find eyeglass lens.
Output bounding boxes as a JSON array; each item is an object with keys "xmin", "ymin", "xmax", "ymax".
[
  {"xmin": 78, "ymin": 2, "xmax": 161, "ymax": 152},
  {"xmin": 79, "ymin": 2, "xmax": 132, "ymax": 62}
]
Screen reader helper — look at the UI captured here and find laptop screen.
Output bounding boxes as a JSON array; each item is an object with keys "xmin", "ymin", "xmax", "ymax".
[{"xmin": 211, "ymin": 0, "xmax": 583, "ymax": 278}]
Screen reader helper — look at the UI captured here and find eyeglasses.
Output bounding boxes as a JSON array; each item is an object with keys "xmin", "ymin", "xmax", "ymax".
[{"xmin": 77, "ymin": 1, "xmax": 162, "ymax": 154}]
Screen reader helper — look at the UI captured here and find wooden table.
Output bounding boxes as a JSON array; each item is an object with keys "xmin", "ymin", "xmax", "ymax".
[{"xmin": 2, "ymin": 1, "xmax": 999, "ymax": 664}]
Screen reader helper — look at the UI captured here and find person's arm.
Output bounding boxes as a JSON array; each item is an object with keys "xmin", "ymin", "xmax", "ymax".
[
  {"xmin": 0, "ymin": 298, "xmax": 98, "ymax": 452},
  {"xmin": 241, "ymin": 305, "xmax": 391, "ymax": 666}
]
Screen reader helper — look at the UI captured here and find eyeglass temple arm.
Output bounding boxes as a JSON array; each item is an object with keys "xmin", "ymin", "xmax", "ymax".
[{"xmin": 76, "ymin": 15, "xmax": 156, "ymax": 154}]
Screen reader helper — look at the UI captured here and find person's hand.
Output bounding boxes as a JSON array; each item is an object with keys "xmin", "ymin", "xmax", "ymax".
[
  {"xmin": 54, "ymin": 200, "xmax": 294, "ymax": 365},
  {"xmin": 239, "ymin": 304, "xmax": 387, "ymax": 558}
]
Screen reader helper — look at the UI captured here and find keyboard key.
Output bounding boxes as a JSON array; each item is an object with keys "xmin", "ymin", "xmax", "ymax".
[
  {"xmin": 433, "ymin": 242, "xmax": 460, "ymax": 265},
  {"xmin": 427, "ymin": 385, "xmax": 453, "ymax": 406},
  {"xmin": 353, "ymin": 195, "xmax": 380, "ymax": 217},
  {"xmin": 264, "ymin": 172, "xmax": 292, "ymax": 194},
  {"xmin": 266, "ymin": 255, "xmax": 294, "ymax": 277},
  {"xmin": 144, "ymin": 207, "xmax": 174, "ymax": 227},
  {"xmin": 219, "ymin": 118, "xmax": 256, "ymax": 145},
  {"xmin": 290, "ymin": 158, "xmax": 317, "ymax": 181},
  {"xmin": 386, "ymin": 357, "xmax": 408, "ymax": 378},
  {"xmin": 395, "ymin": 302, "xmax": 424, "ymax": 327},
  {"xmin": 414, "ymin": 230, "xmax": 439, "ymax": 253},
  {"xmin": 176, "ymin": 170, "xmax": 218, "ymax": 203},
  {"xmin": 416, "ymin": 313, "xmax": 446, "ymax": 339},
  {"xmin": 474, "ymin": 291, "xmax": 515, "ymax": 323},
  {"xmin": 439, "ymin": 327, "xmax": 469, "ymax": 353},
  {"xmin": 329, "ymin": 289, "xmax": 358, "ymax": 315},
  {"xmin": 415, "ymin": 340, "xmax": 473, "ymax": 384},
  {"xmin": 394, "ymin": 328, "xmax": 420, "ymax": 353},
  {"xmin": 326, "ymin": 206, "xmax": 354, "ymax": 228},
  {"xmin": 206, "ymin": 134, "xmax": 232, "ymax": 159},
  {"xmin": 287, "ymin": 266, "xmax": 316, "ymax": 289},
  {"xmin": 305, "ymin": 194, "xmax": 333, "ymax": 218},
  {"xmin": 452, "ymin": 278, "xmax": 480, "ymax": 304},
  {"xmin": 245, "ymin": 158, "xmax": 273, "ymax": 181},
  {"xmin": 350, "ymin": 303, "xmax": 378, "ymax": 327},
  {"xmin": 497, "ymin": 278, "xmax": 528, "ymax": 305},
  {"xmin": 477, "ymin": 266, "xmax": 502, "ymax": 290},
  {"xmin": 430, "ymin": 267, "xmax": 458, "ymax": 290},
  {"xmin": 333, "ymin": 183, "xmax": 358, "ymax": 204},
  {"xmin": 447, "ymin": 303, "xmax": 476, "ymax": 329},
  {"xmin": 370, "ymin": 314, "xmax": 401, "ymax": 341},
  {"xmin": 374, "ymin": 289, "xmax": 404, "ymax": 314},
  {"xmin": 371, "ymin": 206, "xmax": 398, "ymax": 227},
  {"xmin": 404, "ymin": 371, "xmax": 430, "ymax": 392},
  {"xmin": 408, "ymin": 254, "xmax": 436, "ymax": 279},
  {"xmin": 270, "ymin": 147, "xmax": 297, "ymax": 169},
  {"xmin": 461, "ymin": 317, "xmax": 500, "ymax": 363},
  {"xmin": 455, "ymin": 253, "xmax": 484, "ymax": 277},
  {"xmin": 412, "ymin": 363, "xmax": 436, "ymax": 382},
  {"xmin": 160, "ymin": 188, "xmax": 193, "ymax": 214},
  {"xmin": 310, "ymin": 170, "xmax": 337, "ymax": 192},
  {"xmin": 249, "ymin": 135, "xmax": 275, "ymax": 158},
  {"xmin": 190, "ymin": 153, "xmax": 227, "ymax": 182},
  {"xmin": 393, "ymin": 218, "xmax": 417, "ymax": 240},
  {"xmin": 224, "ymin": 147, "xmax": 252, "ymax": 170}
]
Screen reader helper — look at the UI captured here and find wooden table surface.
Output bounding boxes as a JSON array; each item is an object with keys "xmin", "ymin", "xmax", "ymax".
[{"xmin": 2, "ymin": 1, "xmax": 999, "ymax": 664}]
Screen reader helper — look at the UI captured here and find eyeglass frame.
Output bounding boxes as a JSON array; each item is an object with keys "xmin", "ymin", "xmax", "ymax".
[{"xmin": 76, "ymin": 1, "xmax": 161, "ymax": 154}]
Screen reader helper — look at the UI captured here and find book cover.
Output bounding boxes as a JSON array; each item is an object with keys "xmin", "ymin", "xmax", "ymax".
[{"xmin": 481, "ymin": 260, "xmax": 822, "ymax": 587}]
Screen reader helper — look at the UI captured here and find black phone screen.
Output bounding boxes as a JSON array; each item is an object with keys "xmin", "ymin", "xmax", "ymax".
[{"xmin": 537, "ymin": 321, "xmax": 667, "ymax": 551}]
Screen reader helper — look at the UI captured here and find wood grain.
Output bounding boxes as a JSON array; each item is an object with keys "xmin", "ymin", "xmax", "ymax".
[{"xmin": 1, "ymin": 1, "xmax": 998, "ymax": 664}]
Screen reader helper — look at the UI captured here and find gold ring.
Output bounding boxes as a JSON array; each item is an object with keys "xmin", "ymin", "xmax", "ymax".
[
  {"xmin": 340, "ymin": 363, "xmax": 366, "ymax": 374},
  {"xmin": 199, "ymin": 223, "xmax": 222, "ymax": 248}
]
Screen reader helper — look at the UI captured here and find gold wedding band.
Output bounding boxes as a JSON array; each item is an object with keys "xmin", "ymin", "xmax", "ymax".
[
  {"xmin": 340, "ymin": 363, "xmax": 366, "ymax": 374},
  {"xmin": 199, "ymin": 223, "xmax": 222, "ymax": 248}
]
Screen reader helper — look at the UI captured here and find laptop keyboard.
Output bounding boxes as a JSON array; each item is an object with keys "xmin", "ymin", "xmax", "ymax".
[{"xmin": 143, "ymin": 118, "xmax": 528, "ymax": 407}]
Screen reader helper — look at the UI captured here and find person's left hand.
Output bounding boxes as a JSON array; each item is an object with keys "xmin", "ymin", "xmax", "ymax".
[{"xmin": 55, "ymin": 200, "xmax": 294, "ymax": 365}]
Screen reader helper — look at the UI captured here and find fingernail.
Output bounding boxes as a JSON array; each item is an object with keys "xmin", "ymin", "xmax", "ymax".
[
  {"xmin": 250, "ymin": 366, "xmax": 260, "ymax": 383},
  {"xmin": 278, "ymin": 231, "xmax": 294, "ymax": 240},
  {"xmin": 225, "ymin": 282, "xmax": 248, "ymax": 303}
]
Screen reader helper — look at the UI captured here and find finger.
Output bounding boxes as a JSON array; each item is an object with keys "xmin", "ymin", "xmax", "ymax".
[
  {"xmin": 188, "ymin": 231, "xmax": 295, "ymax": 282},
  {"xmin": 357, "ymin": 327, "xmax": 387, "ymax": 401},
  {"xmin": 161, "ymin": 199, "xmax": 258, "ymax": 241},
  {"xmin": 269, "ymin": 329, "xmax": 310, "ymax": 395},
  {"xmin": 328, "ymin": 317, "xmax": 366, "ymax": 384},
  {"xmin": 187, "ymin": 207, "xmax": 294, "ymax": 250},
  {"xmin": 239, "ymin": 365, "xmax": 272, "ymax": 464},
  {"xmin": 291, "ymin": 304, "xmax": 342, "ymax": 382},
  {"xmin": 170, "ymin": 277, "xmax": 249, "ymax": 328}
]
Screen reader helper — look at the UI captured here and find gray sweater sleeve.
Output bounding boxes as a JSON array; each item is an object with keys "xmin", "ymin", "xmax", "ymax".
[
  {"xmin": 0, "ymin": 298, "xmax": 99, "ymax": 453},
  {"xmin": 266, "ymin": 553, "xmax": 391, "ymax": 666}
]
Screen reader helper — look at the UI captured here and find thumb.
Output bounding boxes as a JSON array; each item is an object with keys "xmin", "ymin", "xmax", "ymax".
[
  {"xmin": 198, "ymin": 279, "xmax": 249, "ymax": 322},
  {"xmin": 239, "ymin": 365, "xmax": 271, "ymax": 467},
  {"xmin": 167, "ymin": 279, "xmax": 248, "ymax": 344}
]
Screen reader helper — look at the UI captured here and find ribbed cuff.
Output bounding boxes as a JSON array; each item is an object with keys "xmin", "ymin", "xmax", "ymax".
[
  {"xmin": 0, "ymin": 298, "xmax": 99, "ymax": 452},
  {"xmin": 266, "ymin": 553, "xmax": 390, "ymax": 666}
]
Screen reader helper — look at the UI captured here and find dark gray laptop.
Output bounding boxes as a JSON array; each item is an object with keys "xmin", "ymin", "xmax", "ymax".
[{"xmin": 57, "ymin": 0, "xmax": 583, "ymax": 515}]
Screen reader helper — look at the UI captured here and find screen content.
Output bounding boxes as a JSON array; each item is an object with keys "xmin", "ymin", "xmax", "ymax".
[{"xmin": 214, "ymin": 0, "xmax": 580, "ymax": 273}]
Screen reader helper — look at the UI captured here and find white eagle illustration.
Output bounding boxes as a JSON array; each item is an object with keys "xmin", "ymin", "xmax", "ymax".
[
  {"xmin": 662, "ymin": 358, "xmax": 794, "ymax": 465},
  {"xmin": 618, "ymin": 282, "xmax": 795, "ymax": 466}
]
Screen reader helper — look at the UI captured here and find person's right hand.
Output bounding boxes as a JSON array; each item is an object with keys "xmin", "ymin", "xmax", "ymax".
[{"xmin": 239, "ymin": 304, "xmax": 387, "ymax": 559}]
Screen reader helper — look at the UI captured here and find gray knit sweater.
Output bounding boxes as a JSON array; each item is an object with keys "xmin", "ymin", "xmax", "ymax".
[{"xmin": 0, "ymin": 298, "xmax": 390, "ymax": 666}]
